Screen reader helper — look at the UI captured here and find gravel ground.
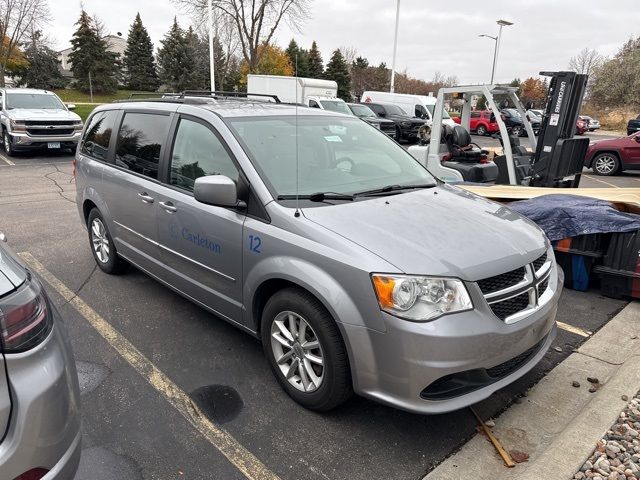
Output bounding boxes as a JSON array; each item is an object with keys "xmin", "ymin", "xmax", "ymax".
[{"xmin": 573, "ymin": 392, "xmax": 640, "ymax": 479}]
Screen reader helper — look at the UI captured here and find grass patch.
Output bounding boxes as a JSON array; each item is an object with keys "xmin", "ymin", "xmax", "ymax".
[
  {"xmin": 54, "ymin": 88, "xmax": 156, "ymax": 104},
  {"xmin": 74, "ymin": 104, "xmax": 98, "ymax": 122}
]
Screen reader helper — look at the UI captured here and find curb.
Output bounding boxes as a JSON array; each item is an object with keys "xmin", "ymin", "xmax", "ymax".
[{"xmin": 424, "ymin": 301, "xmax": 640, "ymax": 480}]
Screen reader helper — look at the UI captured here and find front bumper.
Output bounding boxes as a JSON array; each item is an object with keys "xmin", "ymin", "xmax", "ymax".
[
  {"xmin": 343, "ymin": 264, "xmax": 562, "ymax": 414},
  {"xmin": 7, "ymin": 131, "xmax": 81, "ymax": 150},
  {"xmin": 0, "ymin": 303, "xmax": 81, "ymax": 479}
]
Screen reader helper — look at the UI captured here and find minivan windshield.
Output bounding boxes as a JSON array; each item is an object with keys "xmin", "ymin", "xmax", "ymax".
[
  {"xmin": 6, "ymin": 93, "xmax": 65, "ymax": 110},
  {"xmin": 319, "ymin": 100, "xmax": 351, "ymax": 115},
  {"xmin": 228, "ymin": 115, "xmax": 435, "ymax": 198}
]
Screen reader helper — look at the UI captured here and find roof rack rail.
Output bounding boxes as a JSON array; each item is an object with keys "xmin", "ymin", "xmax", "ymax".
[
  {"xmin": 127, "ymin": 92, "xmax": 177, "ymax": 99},
  {"xmin": 180, "ymin": 90, "xmax": 281, "ymax": 103}
]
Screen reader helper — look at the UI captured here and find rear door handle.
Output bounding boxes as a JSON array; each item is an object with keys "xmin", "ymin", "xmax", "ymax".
[
  {"xmin": 159, "ymin": 201, "xmax": 177, "ymax": 213},
  {"xmin": 138, "ymin": 192, "xmax": 154, "ymax": 204}
]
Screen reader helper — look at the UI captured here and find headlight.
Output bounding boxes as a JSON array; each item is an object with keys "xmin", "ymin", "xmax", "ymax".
[
  {"xmin": 9, "ymin": 119, "xmax": 26, "ymax": 132},
  {"xmin": 372, "ymin": 274, "xmax": 473, "ymax": 321}
]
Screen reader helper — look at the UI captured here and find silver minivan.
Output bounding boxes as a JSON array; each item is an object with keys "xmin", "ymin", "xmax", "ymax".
[{"xmin": 75, "ymin": 98, "xmax": 561, "ymax": 414}]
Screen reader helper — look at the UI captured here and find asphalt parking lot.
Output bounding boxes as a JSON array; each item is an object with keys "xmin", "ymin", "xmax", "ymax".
[{"xmin": 0, "ymin": 146, "xmax": 632, "ymax": 480}]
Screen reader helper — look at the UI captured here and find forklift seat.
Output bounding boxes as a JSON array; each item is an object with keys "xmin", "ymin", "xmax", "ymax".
[{"xmin": 446, "ymin": 126, "xmax": 488, "ymax": 163}]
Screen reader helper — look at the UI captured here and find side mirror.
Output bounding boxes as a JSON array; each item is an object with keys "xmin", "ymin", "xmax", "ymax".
[
  {"xmin": 634, "ymin": 135, "xmax": 640, "ymax": 143},
  {"xmin": 194, "ymin": 175, "xmax": 244, "ymax": 208},
  {"xmin": 66, "ymin": 103, "xmax": 76, "ymax": 110}
]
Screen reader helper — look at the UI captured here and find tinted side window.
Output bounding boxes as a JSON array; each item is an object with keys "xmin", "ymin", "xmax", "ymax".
[
  {"xmin": 470, "ymin": 112, "xmax": 480, "ymax": 118},
  {"xmin": 115, "ymin": 113, "xmax": 170, "ymax": 180},
  {"xmin": 309, "ymin": 100, "xmax": 320, "ymax": 108},
  {"xmin": 415, "ymin": 105, "xmax": 428, "ymax": 118},
  {"xmin": 169, "ymin": 119, "xmax": 239, "ymax": 192},
  {"xmin": 369, "ymin": 104, "xmax": 383, "ymax": 115},
  {"xmin": 81, "ymin": 110, "xmax": 118, "ymax": 161}
]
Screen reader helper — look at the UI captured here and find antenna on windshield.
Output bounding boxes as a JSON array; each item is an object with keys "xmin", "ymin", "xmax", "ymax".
[{"xmin": 294, "ymin": 54, "xmax": 301, "ymax": 218}]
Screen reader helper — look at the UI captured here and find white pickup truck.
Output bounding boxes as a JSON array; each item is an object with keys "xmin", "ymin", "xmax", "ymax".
[{"xmin": 0, "ymin": 88, "xmax": 83, "ymax": 156}]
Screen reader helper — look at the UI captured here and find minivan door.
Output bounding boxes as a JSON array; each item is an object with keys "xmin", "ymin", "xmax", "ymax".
[
  {"xmin": 155, "ymin": 116, "xmax": 245, "ymax": 325},
  {"xmin": 102, "ymin": 112, "xmax": 172, "ymax": 274}
]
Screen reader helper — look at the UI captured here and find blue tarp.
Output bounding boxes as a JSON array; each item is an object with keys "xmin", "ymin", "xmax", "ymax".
[{"xmin": 509, "ymin": 194, "xmax": 640, "ymax": 241}]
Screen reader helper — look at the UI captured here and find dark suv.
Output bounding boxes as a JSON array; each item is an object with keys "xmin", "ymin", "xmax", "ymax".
[
  {"xmin": 365, "ymin": 103, "xmax": 425, "ymax": 143},
  {"xmin": 501, "ymin": 108, "xmax": 540, "ymax": 137}
]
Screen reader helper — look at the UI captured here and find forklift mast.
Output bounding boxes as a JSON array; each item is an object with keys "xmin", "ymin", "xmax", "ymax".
[{"xmin": 529, "ymin": 71, "xmax": 589, "ymax": 188}]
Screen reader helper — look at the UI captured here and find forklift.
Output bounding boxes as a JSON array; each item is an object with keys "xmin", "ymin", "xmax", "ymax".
[{"xmin": 408, "ymin": 71, "xmax": 589, "ymax": 188}]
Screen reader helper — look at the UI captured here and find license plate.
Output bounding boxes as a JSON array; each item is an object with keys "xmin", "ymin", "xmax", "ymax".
[{"xmin": 47, "ymin": 142, "xmax": 60, "ymax": 149}]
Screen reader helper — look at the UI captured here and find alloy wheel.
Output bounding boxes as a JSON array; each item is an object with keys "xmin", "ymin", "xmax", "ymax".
[
  {"xmin": 91, "ymin": 218, "xmax": 110, "ymax": 263},
  {"xmin": 4, "ymin": 133, "xmax": 11, "ymax": 155},
  {"xmin": 270, "ymin": 311, "xmax": 325, "ymax": 393},
  {"xmin": 594, "ymin": 155, "xmax": 616, "ymax": 175}
]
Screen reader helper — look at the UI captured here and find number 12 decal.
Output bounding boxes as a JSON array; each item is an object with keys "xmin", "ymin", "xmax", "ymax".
[{"xmin": 248, "ymin": 235, "xmax": 262, "ymax": 253}]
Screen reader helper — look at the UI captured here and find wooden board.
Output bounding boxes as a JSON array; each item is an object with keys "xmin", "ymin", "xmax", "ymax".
[{"xmin": 459, "ymin": 185, "xmax": 640, "ymax": 211}]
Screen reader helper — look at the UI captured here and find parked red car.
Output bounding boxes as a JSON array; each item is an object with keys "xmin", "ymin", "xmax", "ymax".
[
  {"xmin": 575, "ymin": 118, "xmax": 588, "ymax": 135},
  {"xmin": 452, "ymin": 110, "xmax": 500, "ymax": 136},
  {"xmin": 584, "ymin": 132, "xmax": 640, "ymax": 175}
]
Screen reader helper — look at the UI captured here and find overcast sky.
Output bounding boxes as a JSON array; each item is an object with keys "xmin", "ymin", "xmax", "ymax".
[{"xmin": 50, "ymin": 0, "xmax": 638, "ymax": 84}]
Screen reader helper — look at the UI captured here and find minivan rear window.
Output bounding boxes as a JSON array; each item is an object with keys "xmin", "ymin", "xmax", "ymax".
[
  {"xmin": 81, "ymin": 110, "xmax": 118, "ymax": 161},
  {"xmin": 115, "ymin": 113, "xmax": 170, "ymax": 180}
]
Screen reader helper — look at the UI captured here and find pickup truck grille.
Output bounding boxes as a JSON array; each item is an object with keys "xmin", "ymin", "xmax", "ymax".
[
  {"xmin": 478, "ymin": 252, "xmax": 553, "ymax": 323},
  {"xmin": 27, "ymin": 127, "xmax": 75, "ymax": 136},
  {"xmin": 24, "ymin": 120, "xmax": 76, "ymax": 126}
]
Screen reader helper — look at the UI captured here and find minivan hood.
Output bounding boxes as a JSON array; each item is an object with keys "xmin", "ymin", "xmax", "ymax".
[
  {"xmin": 302, "ymin": 185, "xmax": 547, "ymax": 281},
  {"xmin": 6, "ymin": 109, "xmax": 81, "ymax": 122}
]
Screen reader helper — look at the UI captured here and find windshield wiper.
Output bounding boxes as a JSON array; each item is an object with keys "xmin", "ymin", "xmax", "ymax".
[
  {"xmin": 277, "ymin": 192, "xmax": 354, "ymax": 202},
  {"xmin": 353, "ymin": 183, "xmax": 436, "ymax": 197}
]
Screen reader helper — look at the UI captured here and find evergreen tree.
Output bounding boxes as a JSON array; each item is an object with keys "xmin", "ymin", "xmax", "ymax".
[
  {"xmin": 68, "ymin": 10, "xmax": 120, "ymax": 94},
  {"xmin": 285, "ymin": 39, "xmax": 309, "ymax": 77},
  {"xmin": 184, "ymin": 27, "xmax": 207, "ymax": 89},
  {"xmin": 157, "ymin": 18, "xmax": 193, "ymax": 92},
  {"xmin": 324, "ymin": 49, "xmax": 351, "ymax": 101},
  {"xmin": 14, "ymin": 30, "xmax": 67, "ymax": 89},
  {"xmin": 307, "ymin": 41, "xmax": 323, "ymax": 78},
  {"xmin": 123, "ymin": 13, "xmax": 159, "ymax": 91}
]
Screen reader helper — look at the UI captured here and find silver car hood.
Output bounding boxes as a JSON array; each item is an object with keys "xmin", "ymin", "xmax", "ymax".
[
  {"xmin": 302, "ymin": 185, "xmax": 547, "ymax": 281},
  {"xmin": 6, "ymin": 108, "xmax": 81, "ymax": 122}
]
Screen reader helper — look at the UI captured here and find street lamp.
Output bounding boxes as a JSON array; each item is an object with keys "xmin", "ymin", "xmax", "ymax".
[
  {"xmin": 208, "ymin": 0, "xmax": 216, "ymax": 91},
  {"xmin": 479, "ymin": 19, "xmax": 513, "ymax": 84},
  {"xmin": 390, "ymin": 0, "xmax": 400, "ymax": 93}
]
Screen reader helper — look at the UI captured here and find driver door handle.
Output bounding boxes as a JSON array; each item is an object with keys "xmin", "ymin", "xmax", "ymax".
[
  {"xmin": 138, "ymin": 192, "xmax": 154, "ymax": 204},
  {"xmin": 159, "ymin": 201, "xmax": 177, "ymax": 213}
]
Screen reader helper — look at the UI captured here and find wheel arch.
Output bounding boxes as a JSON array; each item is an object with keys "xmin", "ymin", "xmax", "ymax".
[{"xmin": 589, "ymin": 149, "xmax": 621, "ymax": 169}]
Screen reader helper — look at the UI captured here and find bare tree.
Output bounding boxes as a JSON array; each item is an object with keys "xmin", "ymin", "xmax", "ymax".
[
  {"xmin": 0, "ymin": 0, "xmax": 50, "ymax": 86},
  {"xmin": 568, "ymin": 48, "xmax": 604, "ymax": 77},
  {"xmin": 174, "ymin": 0, "xmax": 310, "ymax": 72},
  {"xmin": 339, "ymin": 45, "xmax": 357, "ymax": 73}
]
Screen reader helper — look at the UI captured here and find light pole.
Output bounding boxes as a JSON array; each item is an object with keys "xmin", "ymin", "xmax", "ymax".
[
  {"xmin": 208, "ymin": 0, "xmax": 216, "ymax": 92},
  {"xmin": 390, "ymin": 0, "xmax": 400, "ymax": 93},
  {"xmin": 479, "ymin": 19, "xmax": 513, "ymax": 84}
]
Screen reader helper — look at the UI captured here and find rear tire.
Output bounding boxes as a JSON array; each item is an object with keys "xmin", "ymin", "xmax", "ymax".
[
  {"xmin": 476, "ymin": 125, "xmax": 487, "ymax": 136},
  {"xmin": 511, "ymin": 125, "xmax": 523, "ymax": 137},
  {"xmin": 261, "ymin": 288, "xmax": 352, "ymax": 412},
  {"xmin": 87, "ymin": 208, "xmax": 128, "ymax": 274},
  {"xmin": 592, "ymin": 153, "xmax": 620, "ymax": 176}
]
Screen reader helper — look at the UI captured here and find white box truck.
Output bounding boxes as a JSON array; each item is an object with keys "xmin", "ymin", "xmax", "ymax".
[
  {"xmin": 361, "ymin": 91, "xmax": 456, "ymax": 127},
  {"xmin": 247, "ymin": 74, "xmax": 351, "ymax": 115}
]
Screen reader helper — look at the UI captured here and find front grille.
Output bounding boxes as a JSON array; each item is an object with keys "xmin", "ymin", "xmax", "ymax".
[
  {"xmin": 538, "ymin": 277, "xmax": 549, "ymax": 296},
  {"xmin": 486, "ymin": 338, "xmax": 544, "ymax": 378},
  {"xmin": 532, "ymin": 252, "xmax": 547, "ymax": 272},
  {"xmin": 24, "ymin": 120, "xmax": 75, "ymax": 126},
  {"xmin": 478, "ymin": 266, "xmax": 526, "ymax": 294},
  {"xmin": 489, "ymin": 292, "xmax": 530, "ymax": 320},
  {"xmin": 27, "ymin": 128, "xmax": 75, "ymax": 136}
]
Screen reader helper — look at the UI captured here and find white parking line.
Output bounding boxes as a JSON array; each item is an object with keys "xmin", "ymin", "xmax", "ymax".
[
  {"xmin": 19, "ymin": 252, "xmax": 281, "ymax": 480},
  {"xmin": 557, "ymin": 321, "xmax": 591, "ymax": 338},
  {"xmin": 0, "ymin": 152, "xmax": 14, "ymax": 165},
  {"xmin": 582, "ymin": 174, "xmax": 620, "ymax": 188}
]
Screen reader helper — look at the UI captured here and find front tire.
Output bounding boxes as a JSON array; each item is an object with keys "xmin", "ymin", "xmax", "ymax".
[
  {"xmin": 87, "ymin": 208, "xmax": 128, "ymax": 274},
  {"xmin": 261, "ymin": 288, "xmax": 352, "ymax": 412},
  {"xmin": 395, "ymin": 126, "xmax": 403, "ymax": 143},
  {"xmin": 3, "ymin": 131, "xmax": 14, "ymax": 157},
  {"xmin": 592, "ymin": 153, "xmax": 620, "ymax": 176},
  {"xmin": 511, "ymin": 125, "xmax": 523, "ymax": 137}
]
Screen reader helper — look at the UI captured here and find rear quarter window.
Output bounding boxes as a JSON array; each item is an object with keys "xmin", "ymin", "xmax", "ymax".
[{"xmin": 81, "ymin": 110, "xmax": 119, "ymax": 161}]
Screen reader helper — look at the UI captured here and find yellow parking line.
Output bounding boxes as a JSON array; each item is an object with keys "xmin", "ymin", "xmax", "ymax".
[
  {"xmin": 18, "ymin": 252, "xmax": 280, "ymax": 480},
  {"xmin": 582, "ymin": 174, "xmax": 620, "ymax": 188},
  {"xmin": 0, "ymin": 153, "xmax": 14, "ymax": 165},
  {"xmin": 557, "ymin": 321, "xmax": 591, "ymax": 338}
]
